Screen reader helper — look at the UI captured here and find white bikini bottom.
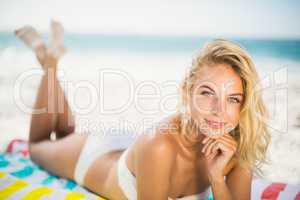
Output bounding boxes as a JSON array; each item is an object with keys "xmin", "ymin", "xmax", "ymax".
[
  {"xmin": 74, "ymin": 129, "xmax": 136, "ymax": 186},
  {"xmin": 74, "ymin": 129, "xmax": 211, "ymax": 200}
]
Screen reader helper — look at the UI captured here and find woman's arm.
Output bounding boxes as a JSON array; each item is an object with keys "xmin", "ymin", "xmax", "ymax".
[
  {"xmin": 209, "ymin": 164, "xmax": 252, "ymax": 200},
  {"xmin": 202, "ymin": 133, "xmax": 252, "ymax": 200},
  {"xmin": 210, "ymin": 177, "xmax": 233, "ymax": 200},
  {"xmin": 135, "ymin": 134, "xmax": 176, "ymax": 200},
  {"xmin": 225, "ymin": 163, "xmax": 252, "ymax": 200}
]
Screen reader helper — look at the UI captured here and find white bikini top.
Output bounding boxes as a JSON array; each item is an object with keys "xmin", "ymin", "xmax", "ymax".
[{"xmin": 117, "ymin": 147, "xmax": 211, "ymax": 200}]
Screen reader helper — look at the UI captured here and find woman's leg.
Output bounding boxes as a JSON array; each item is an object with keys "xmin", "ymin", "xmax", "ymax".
[
  {"xmin": 29, "ymin": 66, "xmax": 75, "ymax": 142},
  {"xmin": 16, "ymin": 25, "xmax": 75, "ymax": 142},
  {"xmin": 16, "ymin": 25, "xmax": 84, "ymax": 179}
]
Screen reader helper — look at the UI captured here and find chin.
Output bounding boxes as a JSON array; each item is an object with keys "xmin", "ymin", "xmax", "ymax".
[
  {"xmin": 202, "ymin": 129, "xmax": 226, "ymax": 138},
  {"xmin": 193, "ymin": 118, "xmax": 224, "ymax": 137}
]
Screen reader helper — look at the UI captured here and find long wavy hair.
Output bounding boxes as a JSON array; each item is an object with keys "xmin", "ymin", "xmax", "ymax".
[{"xmin": 177, "ymin": 39, "xmax": 271, "ymax": 176}]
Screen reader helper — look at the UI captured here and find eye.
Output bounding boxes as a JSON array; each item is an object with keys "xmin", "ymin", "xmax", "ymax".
[
  {"xmin": 228, "ymin": 97, "xmax": 241, "ymax": 103},
  {"xmin": 200, "ymin": 91, "xmax": 214, "ymax": 97}
]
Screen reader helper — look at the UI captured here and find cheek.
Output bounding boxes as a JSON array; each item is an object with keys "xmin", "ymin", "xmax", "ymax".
[
  {"xmin": 225, "ymin": 105, "xmax": 241, "ymax": 126},
  {"xmin": 189, "ymin": 98, "xmax": 211, "ymax": 125},
  {"xmin": 190, "ymin": 95, "xmax": 213, "ymax": 114}
]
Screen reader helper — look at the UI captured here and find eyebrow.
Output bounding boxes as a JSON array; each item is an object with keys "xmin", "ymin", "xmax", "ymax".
[
  {"xmin": 228, "ymin": 93, "xmax": 244, "ymax": 97},
  {"xmin": 199, "ymin": 85, "xmax": 215, "ymax": 92},
  {"xmin": 200, "ymin": 85, "xmax": 244, "ymax": 97}
]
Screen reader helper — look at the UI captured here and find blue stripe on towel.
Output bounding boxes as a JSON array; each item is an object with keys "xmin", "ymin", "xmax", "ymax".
[
  {"xmin": 42, "ymin": 175, "xmax": 58, "ymax": 185},
  {"xmin": 64, "ymin": 180, "xmax": 77, "ymax": 190},
  {"xmin": 10, "ymin": 165, "xmax": 35, "ymax": 178},
  {"xmin": 0, "ymin": 155, "xmax": 9, "ymax": 168},
  {"xmin": 206, "ymin": 194, "xmax": 214, "ymax": 200},
  {"xmin": 18, "ymin": 157, "xmax": 29, "ymax": 163}
]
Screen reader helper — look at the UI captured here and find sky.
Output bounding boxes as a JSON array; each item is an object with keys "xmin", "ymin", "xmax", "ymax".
[{"xmin": 0, "ymin": 0, "xmax": 299, "ymax": 39}]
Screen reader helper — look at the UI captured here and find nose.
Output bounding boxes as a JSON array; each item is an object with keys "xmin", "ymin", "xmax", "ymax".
[{"xmin": 211, "ymin": 96, "xmax": 226, "ymax": 116}]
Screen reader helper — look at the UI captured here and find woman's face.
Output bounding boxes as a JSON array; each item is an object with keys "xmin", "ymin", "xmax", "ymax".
[{"xmin": 189, "ymin": 63, "xmax": 244, "ymax": 138}]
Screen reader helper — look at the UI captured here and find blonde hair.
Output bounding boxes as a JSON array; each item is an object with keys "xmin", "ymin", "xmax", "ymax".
[{"xmin": 177, "ymin": 39, "xmax": 270, "ymax": 175}]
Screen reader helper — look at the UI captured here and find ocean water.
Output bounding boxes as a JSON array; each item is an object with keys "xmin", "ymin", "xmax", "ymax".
[
  {"xmin": 1, "ymin": 32, "xmax": 300, "ymax": 61},
  {"xmin": 0, "ymin": 32, "xmax": 300, "ymax": 184}
]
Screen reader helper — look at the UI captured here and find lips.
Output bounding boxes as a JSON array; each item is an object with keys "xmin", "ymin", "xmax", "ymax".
[{"xmin": 205, "ymin": 119, "xmax": 226, "ymax": 129}]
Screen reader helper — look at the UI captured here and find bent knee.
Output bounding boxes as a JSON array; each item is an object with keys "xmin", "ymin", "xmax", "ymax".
[
  {"xmin": 28, "ymin": 142, "xmax": 40, "ymax": 161},
  {"xmin": 28, "ymin": 141, "xmax": 57, "ymax": 166}
]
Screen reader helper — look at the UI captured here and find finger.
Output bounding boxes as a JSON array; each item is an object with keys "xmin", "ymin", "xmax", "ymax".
[
  {"xmin": 202, "ymin": 138, "xmax": 214, "ymax": 154},
  {"xmin": 216, "ymin": 141, "xmax": 235, "ymax": 153},
  {"xmin": 223, "ymin": 133, "xmax": 236, "ymax": 142},
  {"xmin": 202, "ymin": 136, "xmax": 210, "ymax": 144},
  {"xmin": 205, "ymin": 140, "xmax": 218, "ymax": 156},
  {"xmin": 216, "ymin": 136, "xmax": 236, "ymax": 148},
  {"xmin": 217, "ymin": 134, "xmax": 237, "ymax": 146},
  {"xmin": 211, "ymin": 141, "xmax": 222, "ymax": 154},
  {"xmin": 206, "ymin": 148, "xmax": 218, "ymax": 160},
  {"xmin": 221, "ymin": 132, "xmax": 235, "ymax": 140},
  {"xmin": 211, "ymin": 141, "xmax": 219, "ymax": 153},
  {"xmin": 202, "ymin": 138, "xmax": 213, "ymax": 154},
  {"xmin": 217, "ymin": 139, "xmax": 236, "ymax": 152}
]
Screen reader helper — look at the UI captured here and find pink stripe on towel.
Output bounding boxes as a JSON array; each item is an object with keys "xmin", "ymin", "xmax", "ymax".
[{"xmin": 261, "ymin": 183, "xmax": 287, "ymax": 200}]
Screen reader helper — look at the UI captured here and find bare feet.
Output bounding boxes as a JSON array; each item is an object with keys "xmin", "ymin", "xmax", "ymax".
[
  {"xmin": 15, "ymin": 20, "xmax": 67, "ymax": 72},
  {"xmin": 49, "ymin": 20, "xmax": 67, "ymax": 59},
  {"xmin": 15, "ymin": 26, "xmax": 47, "ymax": 66}
]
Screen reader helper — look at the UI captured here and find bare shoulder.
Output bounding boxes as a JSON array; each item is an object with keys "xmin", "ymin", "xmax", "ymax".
[
  {"xmin": 223, "ymin": 156, "xmax": 239, "ymax": 176},
  {"xmin": 133, "ymin": 118, "xmax": 179, "ymax": 199},
  {"xmin": 228, "ymin": 159, "xmax": 252, "ymax": 179},
  {"xmin": 225, "ymin": 156, "xmax": 252, "ymax": 177},
  {"xmin": 134, "ymin": 115, "xmax": 180, "ymax": 165},
  {"xmin": 136, "ymin": 127, "xmax": 177, "ymax": 161}
]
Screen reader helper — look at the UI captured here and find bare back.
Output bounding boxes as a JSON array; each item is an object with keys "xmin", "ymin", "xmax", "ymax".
[{"xmin": 80, "ymin": 114, "xmax": 237, "ymax": 199}]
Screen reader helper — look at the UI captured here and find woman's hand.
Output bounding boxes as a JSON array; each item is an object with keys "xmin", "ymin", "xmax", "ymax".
[{"xmin": 201, "ymin": 133, "xmax": 237, "ymax": 183}]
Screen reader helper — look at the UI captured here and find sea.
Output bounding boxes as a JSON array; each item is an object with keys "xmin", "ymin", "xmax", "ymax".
[{"xmin": 0, "ymin": 32, "xmax": 300, "ymax": 184}]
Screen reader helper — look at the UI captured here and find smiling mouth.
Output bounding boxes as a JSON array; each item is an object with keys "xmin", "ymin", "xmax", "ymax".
[{"xmin": 205, "ymin": 119, "xmax": 226, "ymax": 129}]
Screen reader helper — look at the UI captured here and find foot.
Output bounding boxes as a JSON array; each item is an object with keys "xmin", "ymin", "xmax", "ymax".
[
  {"xmin": 15, "ymin": 21, "xmax": 67, "ymax": 72},
  {"xmin": 48, "ymin": 20, "xmax": 67, "ymax": 59},
  {"xmin": 15, "ymin": 26, "xmax": 47, "ymax": 66}
]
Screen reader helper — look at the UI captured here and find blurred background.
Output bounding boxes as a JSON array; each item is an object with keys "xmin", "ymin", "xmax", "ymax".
[{"xmin": 0, "ymin": 0, "xmax": 299, "ymax": 183}]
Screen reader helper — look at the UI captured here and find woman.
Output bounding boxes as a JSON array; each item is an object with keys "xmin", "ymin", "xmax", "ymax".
[{"xmin": 15, "ymin": 21, "xmax": 270, "ymax": 200}]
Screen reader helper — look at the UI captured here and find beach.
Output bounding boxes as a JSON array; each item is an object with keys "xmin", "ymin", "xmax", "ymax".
[{"xmin": 0, "ymin": 33, "xmax": 300, "ymax": 184}]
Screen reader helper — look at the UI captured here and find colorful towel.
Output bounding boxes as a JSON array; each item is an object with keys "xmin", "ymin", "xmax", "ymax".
[
  {"xmin": 0, "ymin": 139, "xmax": 299, "ymax": 200},
  {"xmin": 0, "ymin": 139, "xmax": 105, "ymax": 200}
]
